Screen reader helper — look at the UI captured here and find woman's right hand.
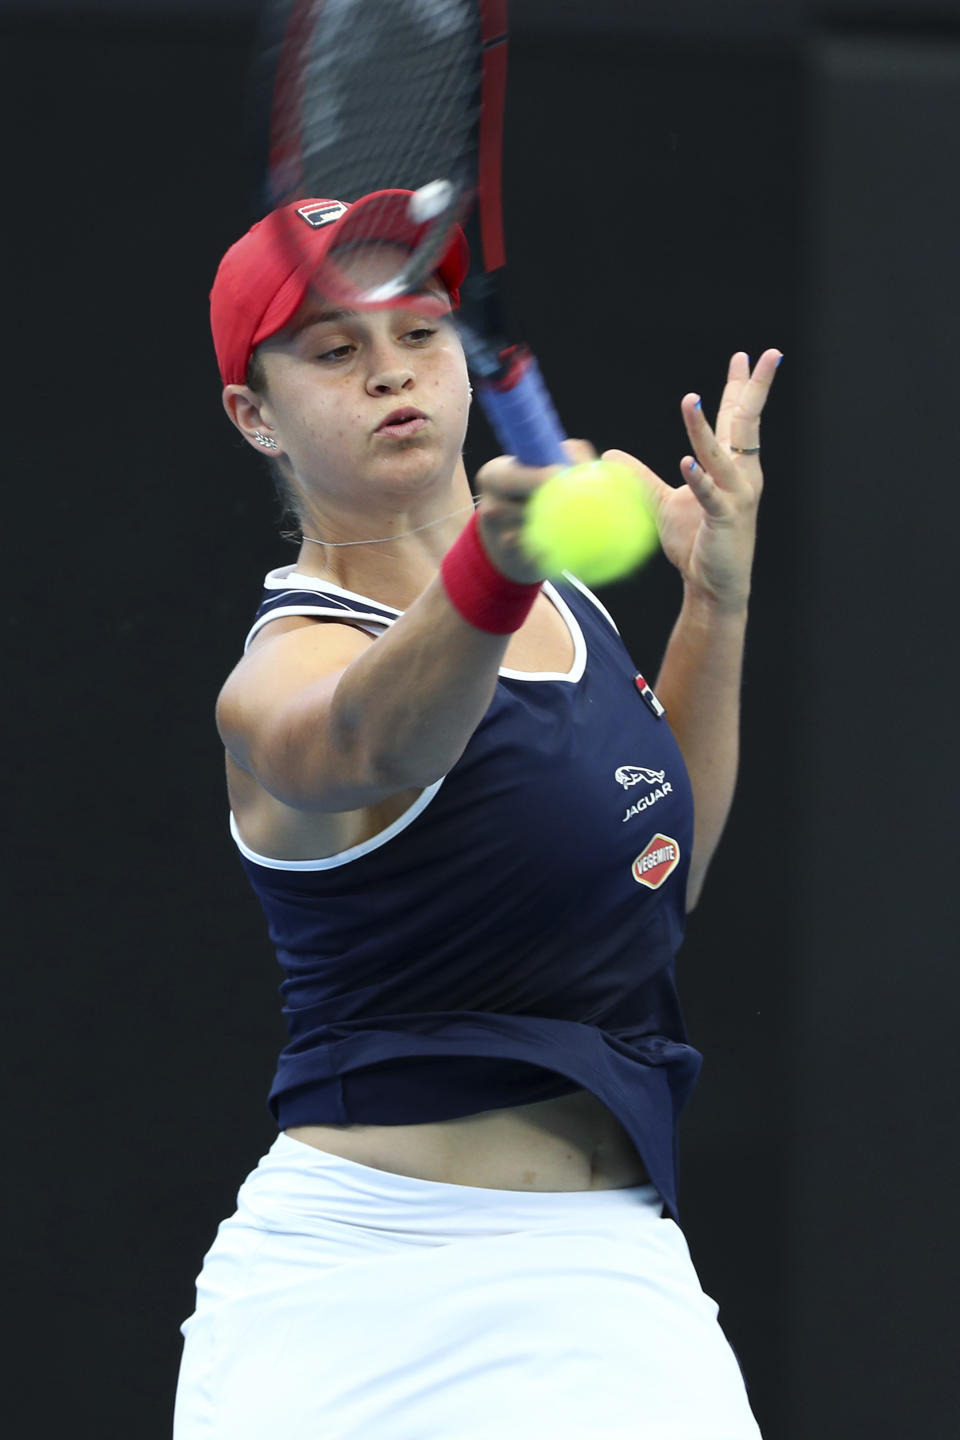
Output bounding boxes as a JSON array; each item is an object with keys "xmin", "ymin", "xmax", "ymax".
[{"xmin": 474, "ymin": 440, "xmax": 597, "ymax": 583}]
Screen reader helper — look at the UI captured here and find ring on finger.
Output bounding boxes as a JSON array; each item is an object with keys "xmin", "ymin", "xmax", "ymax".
[{"xmin": 729, "ymin": 444, "xmax": 761, "ymax": 455}]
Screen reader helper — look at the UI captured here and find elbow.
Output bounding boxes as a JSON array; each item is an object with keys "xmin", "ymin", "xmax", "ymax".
[{"xmin": 329, "ymin": 707, "xmax": 452, "ymax": 794}]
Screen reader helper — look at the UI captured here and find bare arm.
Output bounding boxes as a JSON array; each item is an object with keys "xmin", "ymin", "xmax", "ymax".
[
  {"xmin": 606, "ymin": 348, "xmax": 782, "ymax": 909},
  {"xmin": 654, "ymin": 594, "xmax": 748, "ymax": 909},
  {"xmin": 218, "ymin": 581, "xmax": 512, "ymax": 811},
  {"xmin": 217, "ymin": 444, "xmax": 593, "ymax": 812}
]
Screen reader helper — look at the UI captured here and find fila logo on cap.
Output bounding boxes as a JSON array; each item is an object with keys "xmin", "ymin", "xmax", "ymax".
[
  {"xmin": 631, "ymin": 834, "xmax": 681, "ymax": 889},
  {"xmin": 296, "ymin": 200, "xmax": 348, "ymax": 228}
]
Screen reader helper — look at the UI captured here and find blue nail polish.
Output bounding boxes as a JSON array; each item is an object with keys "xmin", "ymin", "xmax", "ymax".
[
  {"xmin": 695, "ymin": 399, "xmax": 702, "ymax": 410},
  {"xmin": 777, "ymin": 354, "xmax": 784, "ymax": 366}
]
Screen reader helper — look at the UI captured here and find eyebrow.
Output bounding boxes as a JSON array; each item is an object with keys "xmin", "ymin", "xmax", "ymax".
[
  {"xmin": 292, "ymin": 307, "xmax": 356, "ymax": 334},
  {"xmin": 291, "ymin": 290, "xmax": 448, "ymax": 335}
]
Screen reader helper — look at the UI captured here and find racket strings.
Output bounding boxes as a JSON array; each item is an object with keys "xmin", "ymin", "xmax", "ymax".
[{"xmin": 268, "ymin": 0, "xmax": 481, "ymax": 287}]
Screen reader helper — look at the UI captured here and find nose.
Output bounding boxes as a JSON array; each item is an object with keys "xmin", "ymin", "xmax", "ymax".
[{"xmin": 366, "ymin": 356, "xmax": 415, "ymax": 397}]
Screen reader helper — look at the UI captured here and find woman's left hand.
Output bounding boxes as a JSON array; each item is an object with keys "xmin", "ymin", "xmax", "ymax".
[{"xmin": 605, "ymin": 348, "xmax": 782, "ymax": 612}]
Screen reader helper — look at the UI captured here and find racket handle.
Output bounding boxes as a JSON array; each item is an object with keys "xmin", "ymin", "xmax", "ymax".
[{"xmin": 475, "ymin": 348, "xmax": 569, "ymax": 468}]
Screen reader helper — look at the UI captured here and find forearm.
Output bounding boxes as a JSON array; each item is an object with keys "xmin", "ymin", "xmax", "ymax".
[
  {"xmin": 330, "ymin": 573, "xmax": 515, "ymax": 789},
  {"xmin": 331, "ymin": 477, "xmax": 571, "ymax": 793},
  {"xmin": 654, "ymin": 589, "xmax": 749, "ymax": 909}
]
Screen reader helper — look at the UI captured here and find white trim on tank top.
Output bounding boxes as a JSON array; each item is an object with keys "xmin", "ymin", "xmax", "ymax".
[
  {"xmin": 253, "ymin": 567, "xmax": 589, "ymax": 683},
  {"xmin": 264, "ymin": 562, "xmax": 619, "ymax": 638},
  {"xmin": 229, "ymin": 780, "xmax": 445, "ymax": 871},
  {"xmin": 559, "ymin": 571, "xmax": 622, "ymax": 635}
]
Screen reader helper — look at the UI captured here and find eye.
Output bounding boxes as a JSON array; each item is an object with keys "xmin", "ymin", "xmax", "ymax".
[
  {"xmin": 403, "ymin": 326, "xmax": 437, "ymax": 344},
  {"xmin": 317, "ymin": 343, "xmax": 354, "ymax": 363}
]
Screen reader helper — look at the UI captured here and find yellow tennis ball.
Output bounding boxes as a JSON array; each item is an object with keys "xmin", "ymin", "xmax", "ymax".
[{"xmin": 521, "ymin": 460, "xmax": 659, "ymax": 586}]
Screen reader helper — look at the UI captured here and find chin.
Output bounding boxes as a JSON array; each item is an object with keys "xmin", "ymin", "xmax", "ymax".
[{"xmin": 376, "ymin": 443, "xmax": 457, "ymax": 483}]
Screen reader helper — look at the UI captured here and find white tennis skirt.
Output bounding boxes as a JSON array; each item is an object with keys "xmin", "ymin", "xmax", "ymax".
[{"xmin": 173, "ymin": 1132, "xmax": 763, "ymax": 1439}]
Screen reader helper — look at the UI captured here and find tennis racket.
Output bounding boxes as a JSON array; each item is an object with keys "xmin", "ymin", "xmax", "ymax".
[{"xmin": 254, "ymin": 0, "xmax": 570, "ymax": 469}]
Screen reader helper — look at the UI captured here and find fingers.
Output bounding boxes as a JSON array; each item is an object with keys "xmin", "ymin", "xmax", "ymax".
[
  {"xmin": 561, "ymin": 438, "xmax": 598, "ymax": 468},
  {"xmin": 474, "ymin": 439, "xmax": 600, "ymax": 585},
  {"xmin": 729, "ymin": 347, "xmax": 782, "ymax": 440},
  {"xmin": 476, "ymin": 439, "xmax": 596, "ymax": 505},
  {"xmin": 681, "ymin": 391, "xmax": 761, "ymax": 496},
  {"xmin": 680, "ymin": 394, "xmax": 738, "ymax": 487},
  {"xmin": 715, "ymin": 348, "xmax": 783, "ymax": 447},
  {"xmin": 678, "ymin": 453, "xmax": 729, "ymax": 517},
  {"xmin": 681, "ymin": 348, "xmax": 782, "ymax": 482}
]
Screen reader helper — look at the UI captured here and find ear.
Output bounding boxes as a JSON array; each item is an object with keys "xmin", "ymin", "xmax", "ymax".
[{"xmin": 222, "ymin": 384, "xmax": 283, "ymax": 455}]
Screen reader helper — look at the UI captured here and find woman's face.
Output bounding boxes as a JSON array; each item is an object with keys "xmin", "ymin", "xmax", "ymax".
[{"xmin": 252, "ymin": 244, "xmax": 471, "ymax": 511}]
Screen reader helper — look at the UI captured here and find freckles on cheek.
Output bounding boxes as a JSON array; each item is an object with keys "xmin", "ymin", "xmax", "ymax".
[{"xmin": 303, "ymin": 409, "xmax": 358, "ymax": 452}]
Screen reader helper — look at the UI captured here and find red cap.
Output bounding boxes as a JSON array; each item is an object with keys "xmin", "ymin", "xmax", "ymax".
[{"xmin": 209, "ymin": 189, "xmax": 470, "ymax": 387}]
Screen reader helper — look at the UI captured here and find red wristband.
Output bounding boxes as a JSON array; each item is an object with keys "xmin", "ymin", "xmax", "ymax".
[{"xmin": 440, "ymin": 512, "xmax": 542, "ymax": 634}]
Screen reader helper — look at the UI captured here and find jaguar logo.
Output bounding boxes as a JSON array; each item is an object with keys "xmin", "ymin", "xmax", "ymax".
[{"xmin": 615, "ymin": 765, "xmax": 666, "ymax": 790}]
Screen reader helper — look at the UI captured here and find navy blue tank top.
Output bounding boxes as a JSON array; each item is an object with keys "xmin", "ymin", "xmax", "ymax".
[{"xmin": 230, "ymin": 564, "xmax": 703, "ymax": 1221}]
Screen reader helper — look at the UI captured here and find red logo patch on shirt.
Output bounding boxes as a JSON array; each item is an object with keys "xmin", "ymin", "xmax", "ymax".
[{"xmin": 631, "ymin": 834, "xmax": 681, "ymax": 889}]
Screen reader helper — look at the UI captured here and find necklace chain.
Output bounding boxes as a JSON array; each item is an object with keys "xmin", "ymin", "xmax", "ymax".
[{"xmin": 300, "ymin": 497, "xmax": 481, "ymax": 548}]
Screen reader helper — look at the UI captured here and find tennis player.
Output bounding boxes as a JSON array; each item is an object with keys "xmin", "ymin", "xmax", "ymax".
[{"xmin": 173, "ymin": 191, "xmax": 780, "ymax": 1438}]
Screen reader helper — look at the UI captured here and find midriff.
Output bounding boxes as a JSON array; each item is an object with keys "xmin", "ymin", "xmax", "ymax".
[{"xmin": 285, "ymin": 1086, "xmax": 652, "ymax": 1192}]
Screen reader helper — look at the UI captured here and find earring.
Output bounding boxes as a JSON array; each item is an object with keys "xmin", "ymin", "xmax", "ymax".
[{"xmin": 254, "ymin": 430, "xmax": 280, "ymax": 450}]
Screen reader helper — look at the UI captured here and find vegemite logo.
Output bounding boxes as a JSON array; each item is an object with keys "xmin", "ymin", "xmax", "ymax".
[
  {"xmin": 296, "ymin": 200, "xmax": 348, "ymax": 228},
  {"xmin": 631, "ymin": 834, "xmax": 681, "ymax": 889}
]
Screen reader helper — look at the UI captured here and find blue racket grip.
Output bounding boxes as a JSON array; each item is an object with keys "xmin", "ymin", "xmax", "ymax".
[{"xmin": 475, "ymin": 353, "xmax": 570, "ymax": 469}]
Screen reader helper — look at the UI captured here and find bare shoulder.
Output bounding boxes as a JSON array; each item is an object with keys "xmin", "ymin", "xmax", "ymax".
[
  {"xmin": 216, "ymin": 614, "xmax": 421, "ymax": 858},
  {"xmin": 216, "ymin": 615, "xmax": 375, "ymax": 767}
]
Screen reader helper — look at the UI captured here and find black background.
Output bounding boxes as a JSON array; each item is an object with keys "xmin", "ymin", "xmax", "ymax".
[{"xmin": 3, "ymin": 3, "xmax": 958, "ymax": 1437}]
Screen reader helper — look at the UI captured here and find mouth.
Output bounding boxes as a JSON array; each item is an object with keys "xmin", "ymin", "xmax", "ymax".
[{"xmin": 375, "ymin": 407, "xmax": 429, "ymax": 438}]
